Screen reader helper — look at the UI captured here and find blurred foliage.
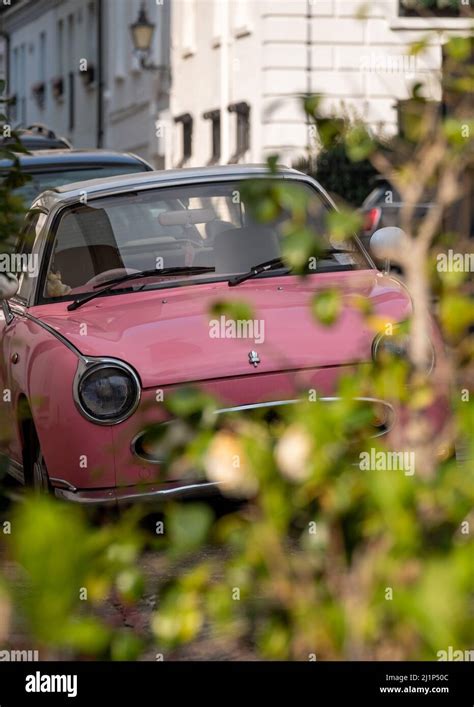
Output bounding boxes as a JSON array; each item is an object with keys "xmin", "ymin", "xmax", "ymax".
[
  {"xmin": 0, "ymin": 80, "xmax": 29, "ymax": 483},
  {"xmin": 0, "ymin": 32, "xmax": 473, "ymax": 663},
  {"xmin": 294, "ymin": 141, "xmax": 381, "ymax": 208},
  {"xmin": 8, "ymin": 498, "xmax": 146, "ymax": 658},
  {"xmin": 0, "ymin": 80, "xmax": 31, "ymax": 253},
  {"xmin": 147, "ymin": 32, "xmax": 474, "ymax": 661}
]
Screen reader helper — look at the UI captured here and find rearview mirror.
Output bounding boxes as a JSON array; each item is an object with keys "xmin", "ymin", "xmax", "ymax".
[
  {"xmin": 370, "ymin": 227, "xmax": 405, "ymax": 270},
  {"xmin": 0, "ymin": 273, "xmax": 19, "ymax": 301}
]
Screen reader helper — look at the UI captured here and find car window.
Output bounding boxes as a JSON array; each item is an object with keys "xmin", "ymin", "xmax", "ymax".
[
  {"xmin": 16, "ymin": 212, "xmax": 47, "ymax": 301},
  {"xmin": 41, "ymin": 180, "xmax": 370, "ymax": 301}
]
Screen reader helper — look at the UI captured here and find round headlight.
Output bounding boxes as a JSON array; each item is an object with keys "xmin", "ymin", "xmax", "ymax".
[
  {"xmin": 76, "ymin": 362, "xmax": 140, "ymax": 424},
  {"xmin": 372, "ymin": 331, "xmax": 435, "ymax": 373},
  {"xmin": 373, "ymin": 333, "xmax": 410, "ymax": 360}
]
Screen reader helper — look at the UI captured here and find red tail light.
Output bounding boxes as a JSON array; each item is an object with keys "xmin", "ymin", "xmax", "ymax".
[{"xmin": 363, "ymin": 207, "xmax": 381, "ymax": 234}]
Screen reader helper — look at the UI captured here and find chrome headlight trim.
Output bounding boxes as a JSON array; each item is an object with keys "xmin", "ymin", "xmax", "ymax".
[
  {"xmin": 73, "ymin": 357, "xmax": 141, "ymax": 425},
  {"xmin": 371, "ymin": 328, "xmax": 435, "ymax": 374}
]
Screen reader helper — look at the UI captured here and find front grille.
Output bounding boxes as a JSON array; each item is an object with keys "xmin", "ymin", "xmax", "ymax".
[{"xmin": 131, "ymin": 397, "xmax": 395, "ymax": 463}]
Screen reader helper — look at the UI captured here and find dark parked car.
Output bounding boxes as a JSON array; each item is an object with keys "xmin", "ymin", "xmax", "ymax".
[
  {"xmin": 0, "ymin": 148, "xmax": 153, "ymax": 208},
  {"xmin": 0, "ymin": 123, "xmax": 73, "ymax": 151},
  {"xmin": 359, "ymin": 177, "xmax": 433, "ymax": 258},
  {"xmin": 360, "ymin": 175, "xmax": 473, "ymax": 266}
]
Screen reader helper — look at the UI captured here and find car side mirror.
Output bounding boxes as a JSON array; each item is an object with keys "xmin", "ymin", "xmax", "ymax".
[
  {"xmin": 370, "ymin": 227, "xmax": 405, "ymax": 272},
  {"xmin": 0, "ymin": 274, "xmax": 19, "ymax": 301}
]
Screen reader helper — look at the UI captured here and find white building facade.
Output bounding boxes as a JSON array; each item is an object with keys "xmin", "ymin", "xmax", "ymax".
[
  {"xmin": 3, "ymin": 0, "xmax": 104, "ymax": 148},
  {"xmin": 0, "ymin": 0, "xmax": 171, "ymax": 166},
  {"xmin": 169, "ymin": 0, "xmax": 472, "ymax": 167},
  {"xmin": 105, "ymin": 0, "xmax": 171, "ymax": 167}
]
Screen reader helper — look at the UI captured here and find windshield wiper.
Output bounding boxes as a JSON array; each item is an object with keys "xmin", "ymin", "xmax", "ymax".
[
  {"xmin": 228, "ymin": 249, "xmax": 356, "ymax": 287},
  {"xmin": 67, "ymin": 267, "xmax": 215, "ymax": 311},
  {"xmin": 228, "ymin": 257, "xmax": 290, "ymax": 287}
]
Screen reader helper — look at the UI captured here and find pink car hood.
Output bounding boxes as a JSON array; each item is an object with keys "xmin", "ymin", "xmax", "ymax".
[{"xmin": 31, "ymin": 270, "xmax": 412, "ymax": 389}]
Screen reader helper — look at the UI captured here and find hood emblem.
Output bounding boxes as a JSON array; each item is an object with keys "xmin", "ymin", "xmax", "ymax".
[{"xmin": 248, "ymin": 350, "xmax": 260, "ymax": 368}]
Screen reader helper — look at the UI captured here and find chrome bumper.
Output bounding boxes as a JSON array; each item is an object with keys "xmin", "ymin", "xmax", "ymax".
[{"xmin": 53, "ymin": 480, "xmax": 220, "ymax": 507}]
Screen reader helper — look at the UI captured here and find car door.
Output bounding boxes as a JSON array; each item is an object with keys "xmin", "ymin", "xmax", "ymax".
[{"xmin": 0, "ymin": 211, "xmax": 44, "ymax": 474}]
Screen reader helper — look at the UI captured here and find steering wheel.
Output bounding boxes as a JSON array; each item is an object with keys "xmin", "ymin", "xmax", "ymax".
[{"xmin": 84, "ymin": 268, "xmax": 141, "ymax": 288}]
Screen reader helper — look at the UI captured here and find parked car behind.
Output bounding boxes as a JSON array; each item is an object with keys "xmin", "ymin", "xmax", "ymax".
[
  {"xmin": 0, "ymin": 165, "xmax": 449, "ymax": 505},
  {"xmin": 0, "ymin": 149, "xmax": 153, "ymax": 210},
  {"xmin": 0, "ymin": 123, "xmax": 73, "ymax": 151},
  {"xmin": 359, "ymin": 177, "xmax": 433, "ymax": 260}
]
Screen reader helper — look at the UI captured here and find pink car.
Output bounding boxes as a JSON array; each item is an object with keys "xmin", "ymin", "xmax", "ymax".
[{"xmin": 0, "ymin": 166, "xmax": 446, "ymax": 505}]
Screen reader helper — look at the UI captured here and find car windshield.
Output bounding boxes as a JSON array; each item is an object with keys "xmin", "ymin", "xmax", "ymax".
[
  {"xmin": 11, "ymin": 164, "xmax": 148, "ymax": 206},
  {"xmin": 42, "ymin": 179, "xmax": 370, "ymax": 301}
]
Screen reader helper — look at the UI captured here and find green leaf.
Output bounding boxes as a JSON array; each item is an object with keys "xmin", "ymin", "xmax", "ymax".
[
  {"xmin": 110, "ymin": 630, "xmax": 144, "ymax": 661},
  {"xmin": 409, "ymin": 37, "xmax": 431, "ymax": 57},
  {"xmin": 326, "ymin": 208, "xmax": 362, "ymax": 240},
  {"xmin": 116, "ymin": 568, "xmax": 144, "ymax": 603},
  {"xmin": 304, "ymin": 94, "xmax": 322, "ymax": 118},
  {"xmin": 281, "ymin": 226, "xmax": 317, "ymax": 270},
  {"xmin": 166, "ymin": 386, "xmax": 216, "ymax": 418},
  {"xmin": 345, "ymin": 124, "xmax": 376, "ymax": 162},
  {"xmin": 59, "ymin": 618, "xmax": 111, "ymax": 654},
  {"xmin": 267, "ymin": 154, "xmax": 279, "ymax": 174},
  {"xmin": 444, "ymin": 37, "xmax": 472, "ymax": 62},
  {"xmin": 152, "ymin": 585, "xmax": 203, "ymax": 647},
  {"xmin": 316, "ymin": 118, "xmax": 345, "ymax": 149},
  {"xmin": 167, "ymin": 503, "xmax": 214, "ymax": 555},
  {"xmin": 443, "ymin": 118, "xmax": 474, "ymax": 148},
  {"xmin": 210, "ymin": 298, "xmax": 255, "ymax": 322},
  {"xmin": 312, "ymin": 289, "xmax": 342, "ymax": 326},
  {"xmin": 440, "ymin": 294, "xmax": 474, "ymax": 338}
]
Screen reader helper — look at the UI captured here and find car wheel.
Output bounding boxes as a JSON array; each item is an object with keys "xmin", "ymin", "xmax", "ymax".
[
  {"xmin": 32, "ymin": 448, "xmax": 51, "ymax": 493},
  {"xmin": 25, "ymin": 422, "xmax": 51, "ymax": 494}
]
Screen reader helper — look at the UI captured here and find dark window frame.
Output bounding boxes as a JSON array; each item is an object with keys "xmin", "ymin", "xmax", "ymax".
[
  {"xmin": 399, "ymin": 0, "xmax": 472, "ymax": 17},
  {"xmin": 174, "ymin": 113, "xmax": 193, "ymax": 166},
  {"xmin": 228, "ymin": 102, "xmax": 250, "ymax": 162},
  {"xmin": 203, "ymin": 108, "xmax": 221, "ymax": 164},
  {"xmin": 68, "ymin": 71, "xmax": 75, "ymax": 132}
]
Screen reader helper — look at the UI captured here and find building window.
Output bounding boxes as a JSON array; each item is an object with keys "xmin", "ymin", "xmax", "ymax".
[
  {"xmin": 19, "ymin": 44, "xmax": 26, "ymax": 124},
  {"xmin": 39, "ymin": 32, "xmax": 46, "ymax": 84},
  {"xmin": 113, "ymin": 0, "xmax": 126, "ymax": 79},
  {"xmin": 11, "ymin": 47, "xmax": 18, "ymax": 121},
  {"xmin": 57, "ymin": 19, "xmax": 64, "ymax": 74},
  {"xmin": 228, "ymin": 102, "xmax": 250, "ymax": 161},
  {"xmin": 203, "ymin": 109, "xmax": 221, "ymax": 163},
  {"xmin": 87, "ymin": 2, "xmax": 96, "ymax": 58},
  {"xmin": 67, "ymin": 14, "xmax": 75, "ymax": 132},
  {"xmin": 31, "ymin": 32, "xmax": 47, "ymax": 110},
  {"xmin": 52, "ymin": 20, "xmax": 65, "ymax": 101},
  {"xmin": 174, "ymin": 113, "xmax": 193, "ymax": 165},
  {"xmin": 399, "ymin": 0, "xmax": 472, "ymax": 17},
  {"xmin": 68, "ymin": 72, "xmax": 75, "ymax": 131}
]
